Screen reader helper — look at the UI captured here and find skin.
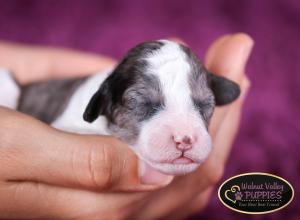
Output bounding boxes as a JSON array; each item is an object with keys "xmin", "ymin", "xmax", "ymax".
[{"xmin": 0, "ymin": 33, "xmax": 253, "ymax": 219}]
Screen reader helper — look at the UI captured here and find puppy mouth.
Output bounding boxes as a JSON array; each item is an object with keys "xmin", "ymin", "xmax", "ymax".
[
  {"xmin": 172, "ymin": 156, "xmax": 194, "ymax": 164},
  {"xmin": 138, "ymin": 151, "xmax": 208, "ymax": 175},
  {"xmin": 145, "ymin": 156, "xmax": 200, "ymax": 175},
  {"xmin": 149, "ymin": 161, "xmax": 199, "ymax": 175}
]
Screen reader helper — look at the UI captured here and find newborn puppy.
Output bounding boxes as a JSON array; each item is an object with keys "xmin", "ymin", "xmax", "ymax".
[{"xmin": 0, "ymin": 40, "xmax": 240, "ymax": 175}]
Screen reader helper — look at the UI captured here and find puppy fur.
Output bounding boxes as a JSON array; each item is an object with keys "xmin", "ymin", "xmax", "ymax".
[{"xmin": 0, "ymin": 40, "xmax": 240, "ymax": 175}]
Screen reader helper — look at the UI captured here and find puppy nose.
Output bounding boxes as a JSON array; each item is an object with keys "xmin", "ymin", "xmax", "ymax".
[{"xmin": 173, "ymin": 135, "xmax": 193, "ymax": 150}]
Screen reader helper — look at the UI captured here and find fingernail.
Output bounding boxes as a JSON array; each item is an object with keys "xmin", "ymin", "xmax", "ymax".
[{"xmin": 139, "ymin": 159, "xmax": 173, "ymax": 186}]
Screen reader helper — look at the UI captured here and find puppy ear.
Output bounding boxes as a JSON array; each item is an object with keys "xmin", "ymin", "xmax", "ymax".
[
  {"xmin": 207, "ymin": 72, "xmax": 241, "ymax": 106},
  {"xmin": 83, "ymin": 81, "xmax": 112, "ymax": 123}
]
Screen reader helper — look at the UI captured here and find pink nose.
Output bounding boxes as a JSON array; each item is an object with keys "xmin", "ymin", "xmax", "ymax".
[{"xmin": 173, "ymin": 135, "xmax": 193, "ymax": 151}]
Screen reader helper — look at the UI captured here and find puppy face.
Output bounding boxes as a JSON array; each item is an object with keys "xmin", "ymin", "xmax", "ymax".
[{"xmin": 84, "ymin": 40, "xmax": 240, "ymax": 175}]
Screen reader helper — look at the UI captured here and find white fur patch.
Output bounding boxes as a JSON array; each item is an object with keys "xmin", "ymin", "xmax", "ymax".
[
  {"xmin": 147, "ymin": 40, "xmax": 192, "ymax": 111},
  {"xmin": 133, "ymin": 40, "xmax": 212, "ymax": 174},
  {"xmin": 51, "ymin": 68, "xmax": 113, "ymax": 134},
  {"xmin": 0, "ymin": 68, "xmax": 20, "ymax": 109}
]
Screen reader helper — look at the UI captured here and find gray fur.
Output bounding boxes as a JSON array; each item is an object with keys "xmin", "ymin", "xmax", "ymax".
[
  {"xmin": 180, "ymin": 44, "xmax": 215, "ymax": 125},
  {"xmin": 15, "ymin": 40, "xmax": 238, "ymax": 145},
  {"xmin": 18, "ymin": 77, "xmax": 87, "ymax": 123},
  {"xmin": 83, "ymin": 41, "xmax": 165, "ymax": 144},
  {"xmin": 109, "ymin": 73, "xmax": 164, "ymax": 144}
]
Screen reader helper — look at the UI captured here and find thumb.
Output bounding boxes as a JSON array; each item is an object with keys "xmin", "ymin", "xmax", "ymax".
[
  {"xmin": 204, "ymin": 33, "xmax": 254, "ymax": 135},
  {"xmin": 0, "ymin": 107, "xmax": 157, "ymax": 191},
  {"xmin": 205, "ymin": 33, "xmax": 253, "ymax": 80}
]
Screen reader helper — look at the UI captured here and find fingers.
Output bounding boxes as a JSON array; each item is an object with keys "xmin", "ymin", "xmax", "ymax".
[
  {"xmin": 0, "ymin": 181, "xmax": 144, "ymax": 219},
  {"xmin": 0, "ymin": 41, "xmax": 117, "ymax": 84},
  {"xmin": 206, "ymin": 33, "xmax": 253, "ymax": 167},
  {"xmin": 167, "ymin": 188, "xmax": 213, "ymax": 220},
  {"xmin": 206, "ymin": 33, "xmax": 253, "ymax": 136},
  {"xmin": 195, "ymin": 33, "xmax": 253, "ymax": 181},
  {"xmin": 0, "ymin": 108, "xmax": 159, "ymax": 192},
  {"xmin": 139, "ymin": 159, "xmax": 174, "ymax": 185},
  {"xmin": 129, "ymin": 161, "xmax": 223, "ymax": 220},
  {"xmin": 204, "ymin": 34, "xmax": 232, "ymax": 69},
  {"xmin": 211, "ymin": 77, "xmax": 250, "ymax": 165},
  {"xmin": 40, "ymin": 47, "xmax": 117, "ymax": 79},
  {"xmin": 205, "ymin": 33, "xmax": 253, "ymax": 80}
]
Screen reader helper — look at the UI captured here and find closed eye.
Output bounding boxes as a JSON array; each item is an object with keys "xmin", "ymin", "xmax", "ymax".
[
  {"xmin": 141, "ymin": 100, "xmax": 164, "ymax": 120},
  {"xmin": 194, "ymin": 100, "xmax": 211, "ymax": 110},
  {"xmin": 124, "ymin": 96, "xmax": 164, "ymax": 121},
  {"xmin": 193, "ymin": 98, "xmax": 215, "ymax": 121}
]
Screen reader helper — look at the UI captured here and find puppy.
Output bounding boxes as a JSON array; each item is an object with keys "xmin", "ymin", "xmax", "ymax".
[{"xmin": 0, "ymin": 40, "xmax": 240, "ymax": 175}]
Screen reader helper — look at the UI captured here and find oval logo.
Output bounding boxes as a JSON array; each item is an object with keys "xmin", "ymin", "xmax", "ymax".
[{"xmin": 218, "ymin": 172, "xmax": 294, "ymax": 214}]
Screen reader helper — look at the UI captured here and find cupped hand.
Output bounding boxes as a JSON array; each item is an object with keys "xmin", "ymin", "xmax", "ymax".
[
  {"xmin": 0, "ymin": 43, "xmax": 162, "ymax": 219},
  {"xmin": 0, "ymin": 107, "xmax": 170, "ymax": 219},
  {"xmin": 0, "ymin": 40, "xmax": 116, "ymax": 84}
]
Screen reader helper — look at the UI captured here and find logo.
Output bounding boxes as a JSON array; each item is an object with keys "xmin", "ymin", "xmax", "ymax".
[{"xmin": 218, "ymin": 172, "xmax": 294, "ymax": 214}]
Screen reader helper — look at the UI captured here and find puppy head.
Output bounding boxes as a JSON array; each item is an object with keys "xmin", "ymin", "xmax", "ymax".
[{"xmin": 83, "ymin": 40, "xmax": 240, "ymax": 175}]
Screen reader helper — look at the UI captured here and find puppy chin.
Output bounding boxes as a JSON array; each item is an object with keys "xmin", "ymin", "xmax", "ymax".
[{"xmin": 147, "ymin": 160, "xmax": 200, "ymax": 175}]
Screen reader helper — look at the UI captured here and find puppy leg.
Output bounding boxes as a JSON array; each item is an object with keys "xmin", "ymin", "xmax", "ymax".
[{"xmin": 0, "ymin": 68, "xmax": 20, "ymax": 109}]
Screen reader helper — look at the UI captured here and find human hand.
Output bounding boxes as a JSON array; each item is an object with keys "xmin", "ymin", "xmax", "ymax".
[
  {"xmin": 0, "ymin": 106, "xmax": 175, "ymax": 219},
  {"xmin": 0, "ymin": 41, "xmax": 116, "ymax": 84},
  {"xmin": 128, "ymin": 33, "xmax": 253, "ymax": 219},
  {"xmin": 0, "ymin": 43, "xmax": 172, "ymax": 219},
  {"xmin": 0, "ymin": 34, "xmax": 253, "ymax": 219}
]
